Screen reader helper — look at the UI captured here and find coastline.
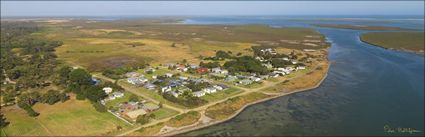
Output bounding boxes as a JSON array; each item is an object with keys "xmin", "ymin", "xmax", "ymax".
[
  {"xmin": 158, "ymin": 63, "xmax": 330, "ymax": 137},
  {"xmin": 359, "ymin": 37, "xmax": 425, "ymax": 55}
]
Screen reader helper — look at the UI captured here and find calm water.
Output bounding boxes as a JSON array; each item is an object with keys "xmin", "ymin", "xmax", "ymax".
[{"xmin": 180, "ymin": 16, "xmax": 425, "ymax": 136}]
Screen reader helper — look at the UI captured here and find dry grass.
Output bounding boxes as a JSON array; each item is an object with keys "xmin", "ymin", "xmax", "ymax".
[
  {"xmin": 1, "ymin": 97, "xmax": 131, "ymax": 136},
  {"xmin": 360, "ymin": 31, "xmax": 424, "ymax": 53},
  {"xmin": 128, "ymin": 122, "xmax": 165, "ymax": 136},
  {"xmin": 165, "ymin": 111, "xmax": 201, "ymax": 127},
  {"xmin": 205, "ymin": 92, "xmax": 271, "ymax": 120}
]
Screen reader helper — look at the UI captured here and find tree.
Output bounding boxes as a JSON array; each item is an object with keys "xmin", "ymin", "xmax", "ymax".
[
  {"xmin": 215, "ymin": 50, "xmax": 231, "ymax": 59},
  {"xmin": 0, "ymin": 113, "xmax": 9, "ymax": 128},
  {"xmin": 41, "ymin": 90, "xmax": 61, "ymax": 105},
  {"xmin": 69, "ymin": 69, "xmax": 92, "ymax": 86},
  {"xmin": 58, "ymin": 65, "xmax": 72, "ymax": 85},
  {"xmin": 136, "ymin": 114, "xmax": 150, "ymax": 124},
  {"xmin": 129, "ymin": 94, "xmax": 139, "ymax": 102},
  {"xmin": 92, "ymin": 101, "xmax": 107, "ymax": 112},
  {"xmin": 85, "ymin": 86, "xmax": 107, "ymax": 102}
]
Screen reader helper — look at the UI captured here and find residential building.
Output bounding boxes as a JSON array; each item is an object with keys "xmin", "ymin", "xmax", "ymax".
[
  {"xmin": 239, "ymin": 79, "xmax": 253, "ymax": 85},
  {"xmin": 192, "ymin": 91, "xmax": 206, "ymax": 97},
  {"xmin": 102, "ymin": 87, "xmax": 113, "ymax": 94},
  {"xmin": 196, "ymin": 68, "xmax": 209, "ymax": 74},
  {"xmin": 203, "ymin": 87, "xmax": 217, "ymax": 94}
]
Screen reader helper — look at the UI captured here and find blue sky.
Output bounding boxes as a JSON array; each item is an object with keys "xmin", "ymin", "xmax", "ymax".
[{"xmin": 1, "ymin": 1, "xmax": 424, "ymax": 17}]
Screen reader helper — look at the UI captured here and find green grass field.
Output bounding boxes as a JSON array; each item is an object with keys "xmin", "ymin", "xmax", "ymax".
[
  {"xmin": 360, "ymin": 31, "xmax": 424, "ymax": 53},
  {"xmin": 201, "ymin": 87, "xmax": 242, "ymax": 102},
  {"xmin": 151, "ymin": 108, "xmax": 179, "ymax": 120},
  {"xmin": 1, "ymin": 98, "xmax": 131, "ymax": 136}
]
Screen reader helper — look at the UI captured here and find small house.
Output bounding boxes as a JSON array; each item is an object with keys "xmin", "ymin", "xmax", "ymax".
[
  {"xmin": 91, "ymin": 77, "xmax": 101, "ymax": 85},
  {"xmin": 165, "ymin": 73, "xmax": 173, "ymax": 78},
  {"xmin": 239, "ymin": 79, "xmax": 253, "ymax": 85},
  {"xmin": 125, "ymin": 72, "xmax": 141, "ymax": 78},
  {"xmin": 211, "ymin": 67, "xmax": 222, "ymax": 73},
  {"xmin": 103, "ymin": 87, "xmax": 113, "ymax": 94},
  {"xmin": 144, "ymin": 83, "xmax": 157, "ymax": 90},
  {"xmin": 296, "ymin": 66, "xmax": 306, "ymax": 70},
  {"xmin": 196, "ymin": 68, "xmax": 209, "ymax": 74},
  {"xmin": 112, "ymin": 92, "xmax": 124, "ymax": 98},
  {"xmin": 203, "ymin": 87, "xmax": 217, "ymax": 94},
  {"xmin": 213, "ymin": 85, "xmax": 224, "ymax": 90},
  {"xmin": 192, "ymin": 91, "xmax": 206, "ymax": 97},
  {"xmin": 161, "ymin": 86, "xmax": 172, "ymax": 93},
  {"xmin": 225, "ymin": 75, "xmax": 238, "ymax": 82}
]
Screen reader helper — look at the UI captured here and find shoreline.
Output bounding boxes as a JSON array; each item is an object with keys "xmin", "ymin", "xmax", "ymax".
[
  {"xmin": 158, "ymin": 63, "xmax": 330, "ymax": 137},
  {"xmin": 359, "ymin": 38, "xmax": 425, "ymax": 55}
]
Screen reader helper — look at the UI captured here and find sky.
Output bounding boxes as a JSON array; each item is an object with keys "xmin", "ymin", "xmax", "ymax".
[{"xmin": 1, "ymin": 1, "xmax": 424, "ymax": 17}]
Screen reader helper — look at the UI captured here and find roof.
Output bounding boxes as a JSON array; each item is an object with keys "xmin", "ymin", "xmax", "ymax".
[{"xmin": 126, "ymin": 109, "xmax": 147, "ymax": 119}]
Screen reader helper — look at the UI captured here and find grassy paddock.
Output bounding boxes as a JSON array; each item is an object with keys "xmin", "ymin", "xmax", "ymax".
[
  {"xmin": 128, "ymin": 122, "xmax": 165, "ymax": 136},
  {"xmin": 165, "ymin": 111, "xmax": 201, "ymax": 127},
  {"xmin": 205, "ymin": 92, "xmax": 271, "ymax": 120},
  {"xmin": 360, "ymin": 32, "xmax": 424, "ymax": 53},
  {"xmin": 1, "ymin": 98, "xmax": 131, "ymax": 136}
]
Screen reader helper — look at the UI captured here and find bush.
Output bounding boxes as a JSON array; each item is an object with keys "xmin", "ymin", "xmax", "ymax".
[
  {"xmin": 92, "ymin": 102, "xmax": 107, "ymax": 112},
  {"xmin": 136, "ymin": 115, "xmax": 150, "ymax": 125}
]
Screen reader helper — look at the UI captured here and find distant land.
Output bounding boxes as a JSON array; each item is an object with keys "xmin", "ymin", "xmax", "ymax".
[
  {"xmin": 360, "ymin": 31, "xmax": 425, "ymax": 54},
  {"xmin": 314, "ymin": 24, "xmax": 416, "ymax": 31}
]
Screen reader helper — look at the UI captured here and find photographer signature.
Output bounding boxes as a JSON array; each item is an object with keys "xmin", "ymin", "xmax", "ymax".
[{"xmin": 384, "ymin": 125, "xmax": 421, "ymax": 134}]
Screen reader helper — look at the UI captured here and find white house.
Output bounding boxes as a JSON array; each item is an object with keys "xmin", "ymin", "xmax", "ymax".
[
  {"xmin": 291, "ymin": 61, "xmax": 298, "ymax": 64},
  {"xmin": 239, "ymin": 79, "xmax": 253, "ymax": 85},
  {"xmin": 249, "ymin": 76, "xmax": 262, "ymax": 82},
  {"xmin": 170, "ymin": 91, "xmax": 180, "ymax": 98},
  {"xmin": 213, "ymin": 85, "xmax": 224, "ymax": 90},
  {"xmin": 102, "ymin": 87, "xmax": 113, "ymax": 94},
  {"xmin": 112, "ymin": 92, "xmax": 124, "ymax": 99},
  {"xmin": 211, "ymin": 67, "xmax": 222, "ymax": 73},
  {"xmin": 161, "ymin": 86, "xmax": 172, "ymax": 93},
  {"xmin": 165, "ymin": 73, "xmax": 173, "ymax": 78},
  {"xmin": 127, "ymin": 77, "xmax": 148, "ymax": 85},
  {"xmin": 125, "ymin": 72, "xmax": 141, "ymax": 78},
  {"xmin": 282, "ymin": 57, "xmax": 289, "ymax": 61},
  {"xmin": 296, "ymin": 66, "xmax": 306, "ymax": 70},
  {"xmin": 192, "ymin": 91, "xmax": 206, "ymax": 97},
  {"xmin": 203, "ymin": 87, "xmax": 217, "ymax": 94}
]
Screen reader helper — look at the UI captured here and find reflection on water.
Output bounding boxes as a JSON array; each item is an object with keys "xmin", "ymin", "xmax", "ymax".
[{"xmin": 180, "ymin": 16, "xmax": 424, "ymax": 136}]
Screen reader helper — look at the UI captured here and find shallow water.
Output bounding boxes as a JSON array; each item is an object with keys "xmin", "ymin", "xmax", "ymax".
[{"xmin": 180, "ymin": 16, "xmax": 424, "ymax": 136}]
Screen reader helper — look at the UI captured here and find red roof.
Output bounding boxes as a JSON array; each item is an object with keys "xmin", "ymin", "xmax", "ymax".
[{"xmin": 196, "ymin": 68, "xmax": 209, "ymax": 73}]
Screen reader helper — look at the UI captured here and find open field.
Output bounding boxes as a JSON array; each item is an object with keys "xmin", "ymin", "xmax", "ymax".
[
  {"xmin": 1, "ymin": 98, "xmax": 131, "ymax": 136},
  {"xmin": 29, "ymin": 20, "xmax": 329, "ymax": 71},
  {"xmin": 205, "ymin": 92, "xmax": 271, "ymax": 120},
  {"xmin": 360, "ymin": 31, "xmax": 425, "ymax": 54},
  {"xmin": 315, "ymin": 24, "xmax": 415, "ymax": 31},
  {"xmin": 165, "ymin": 111, "xmax": 201, "ymax": 127},
  {"xmin": 151, "ymin": 108, "xmax": 179, "ymax": 120},
  {"xmin": 128, "ymin": 122, "xmax": 165, "ymax": 136}
]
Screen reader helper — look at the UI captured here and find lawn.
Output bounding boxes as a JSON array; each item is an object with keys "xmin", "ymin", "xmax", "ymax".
[
  {"xmin": 1, "ymin": 98, "xmax": 131, "ymax": 136},
  {"xmin": 360, "ymin": 31, "xmax": 424, "ymax": 53},
  {"xmin": 201, "ymin": 87, "xmax": 243, "ymax": 102},
  {"xmin": 104, "ymin": 92, "xmax": 143, "ymax": 108},
  {"xmin": 151, "ymin": 108, "xmax": 179, "ymax": 120}
]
